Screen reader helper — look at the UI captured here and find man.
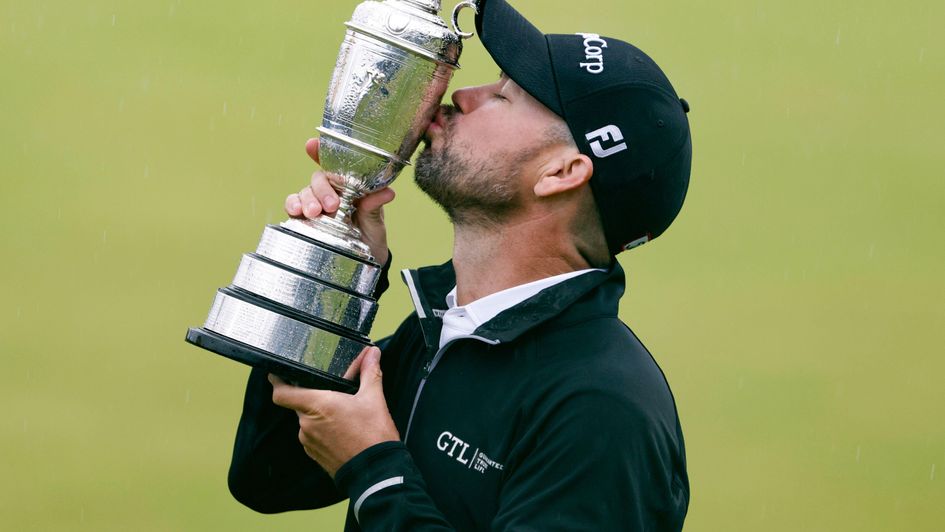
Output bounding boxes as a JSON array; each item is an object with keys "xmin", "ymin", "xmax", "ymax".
[{"xmin": 227, "ymin": 0, "xmax": 692, "ymax": 529}]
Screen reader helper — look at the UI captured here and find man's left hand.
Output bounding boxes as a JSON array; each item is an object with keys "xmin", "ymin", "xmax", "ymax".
[{"xmin": 269, "ymin": 346, "xmax": 400, "ymax": 478}]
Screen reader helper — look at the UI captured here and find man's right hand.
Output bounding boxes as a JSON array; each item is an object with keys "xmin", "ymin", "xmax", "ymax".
[{"xmin": 285, "ymin": 138, "xmax": 395, "ymax": 265}]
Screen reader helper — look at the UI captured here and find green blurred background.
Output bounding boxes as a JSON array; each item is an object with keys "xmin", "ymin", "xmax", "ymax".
[{"xmin": 2, "ymin": 0, "xmax": 943, "ymax": 529}]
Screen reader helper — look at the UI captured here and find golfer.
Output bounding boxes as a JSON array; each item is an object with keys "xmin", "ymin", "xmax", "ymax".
[{"xmin": 228, "ymin": 0, "xmax": 692, "ymax": 529}]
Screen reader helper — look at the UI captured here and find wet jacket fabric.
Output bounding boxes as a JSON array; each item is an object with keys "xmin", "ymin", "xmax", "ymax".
[{"xmin": 227, "ymin": 260, "xmax": 689, "ymax": 531}]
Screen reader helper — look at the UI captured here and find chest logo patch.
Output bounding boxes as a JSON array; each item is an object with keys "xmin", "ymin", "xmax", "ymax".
[{"xmin": 436, "ymin": 431, "xmax": 505, "ymax": 474}]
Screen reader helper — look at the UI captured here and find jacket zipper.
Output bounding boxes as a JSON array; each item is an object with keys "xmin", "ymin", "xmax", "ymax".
[{"xmin": 403, "ymin": 334, "xmax": 500, "ymax": 444}]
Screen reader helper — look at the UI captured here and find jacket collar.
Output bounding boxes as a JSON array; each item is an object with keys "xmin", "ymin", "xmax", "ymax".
[{"xmin": 401, "ymin": 260, "xmax": 626, "ymax": 351}]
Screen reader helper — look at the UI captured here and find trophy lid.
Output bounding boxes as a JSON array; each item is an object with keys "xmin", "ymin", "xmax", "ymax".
[
  {"xmin": 400, "ymin": 0, "xmax": 442, "ymax": 13},
  {"xmin": 347, "ymin": 0, "xmax": 465, "ymax": 67}
]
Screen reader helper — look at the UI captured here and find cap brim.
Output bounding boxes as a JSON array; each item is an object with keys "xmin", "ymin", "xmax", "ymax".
[{"xmin": 475, "ymin": 0, "xmax": 563, "ymax": 115}]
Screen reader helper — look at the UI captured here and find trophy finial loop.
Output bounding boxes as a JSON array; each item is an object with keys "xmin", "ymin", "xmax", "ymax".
[{"xmin": 451, "ymin": 1, "xmax": 478, "ymax": 39}]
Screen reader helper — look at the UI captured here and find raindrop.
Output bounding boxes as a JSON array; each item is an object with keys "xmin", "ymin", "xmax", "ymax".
[
  {"xmin": 169, "ymin": 3, "xmax": 175, "ymax": 17},
  {"xmin": 112, "ymin": 14, "xmax": 116, "ymax": 27},
  {"xmin": 185, "ymin": 389, "xmax": 191, "ymax": 403},
  {"xmin": 223, "ymin": 101, "xmax": 228, "ymax": 115},
  {"xmin": 919, "ymin": 48, "xmax": 925, "ymax": 63},
  {"xmin": 250, "ymin": 106, "xmax": 256, "ymax": 121},
  {"xmin": 835, "ymin": 28, "xmax": 840, "ymax": 46},
  {"xmin": 868, "ymin": 243, "xmax": 875, "ymax": 259},
  {"xmin": 278, "ymin": 114, "xmax": 283, "ymax": 126},
  {"xmin": 932, "ymin": 464, "xmax": 937, "ymax": 481},
  {"xmin": 855, "ymin": 445, "xmax": 861, "ymax": 463},
  {"xmin": 144, "ymin": 164, "xmax": 150, "ymax": 178},
  {"xmin": 741, "ymin": 152, "xmax": 746, "ymax": 166},
  {"xmin": 16, "ymin": 307, "xmax": 21, "ymax": 318},
  {"xmin": 103, "ymin": 229, "xmax": 107, "ymax": 244},
  {"xmin": 118, "ymin": 98, "xmax": 125, "ymax": 112}
]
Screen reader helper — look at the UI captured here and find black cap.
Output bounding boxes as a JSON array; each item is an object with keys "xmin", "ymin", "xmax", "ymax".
[{"xmin": 474, "ymin": 0, "xmax": 692, "ymax": 253}]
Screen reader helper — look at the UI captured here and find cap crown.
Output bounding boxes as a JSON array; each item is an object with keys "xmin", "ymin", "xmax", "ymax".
[
  {"xmin": 547, "ymin": 34, "xmax": 692, "ymax": 250},
  {"xmin": 475, "ymin": 0, "xmax": 693, "ymax": 253}
]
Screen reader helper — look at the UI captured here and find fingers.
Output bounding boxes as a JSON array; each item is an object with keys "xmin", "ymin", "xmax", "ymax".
[
  {"xmin": 305, "ymin": 137, "xmax": 320, "ymax": 164},
  {"xmin": 342, "ymin": 346, "xmax": 373, "ymax": 381},
  {"xmin": 356, "ymin": 347, "xmax": 384, "ymax": 398},
  {"xmin": 285, "ymin": 193, "xmax": 303, "ymax": 217},
  {"xmin": 283, "ymin": 138, "xmax": 331, "ymax": 219},
  {"xmin": 284, "ymin": 172, "xmax": 341, "ymax": 219},
  {"xmin": 306, "ymin": 172, "xmax": 340, "ymax": 217},
  {"xmin": 269, "ymin": 373, "xmax": 333, "ymax": 414}
]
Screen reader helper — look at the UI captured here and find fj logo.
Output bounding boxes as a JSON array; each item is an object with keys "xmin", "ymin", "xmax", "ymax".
[
  {"xmin": 577, "ymin": 33, "xmax": 608, "ymax": 74},
  {"xmin": 586, "ymin": 125, "xmax": 628, "ymax": 158}
]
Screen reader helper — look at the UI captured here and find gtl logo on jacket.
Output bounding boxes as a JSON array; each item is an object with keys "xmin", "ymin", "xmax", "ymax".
[{"xmin": 436, "ymin": 431, "xmax": 505, "ymax": 475}]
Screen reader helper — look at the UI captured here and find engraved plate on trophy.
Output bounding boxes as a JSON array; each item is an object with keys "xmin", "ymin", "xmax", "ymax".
[{"xmin": 186, "ymin": 0, "xmax": 478, "ymax": 392}]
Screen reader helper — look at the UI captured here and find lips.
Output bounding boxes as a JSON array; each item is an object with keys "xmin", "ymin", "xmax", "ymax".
[{"xmin": 424, "ymin": 106, "xmax": 448, "ymax": 142}]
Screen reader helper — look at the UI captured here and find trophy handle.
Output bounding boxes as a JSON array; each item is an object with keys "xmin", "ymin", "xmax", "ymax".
[{"xmin": 451, "ymin": 1, "xmax": 479, "ymax": 39}]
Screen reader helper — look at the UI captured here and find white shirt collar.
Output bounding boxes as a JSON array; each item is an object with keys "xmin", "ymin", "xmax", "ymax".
[{"xmin": 438, "ymin": 268, "xmax": 604, "ymax": 349}]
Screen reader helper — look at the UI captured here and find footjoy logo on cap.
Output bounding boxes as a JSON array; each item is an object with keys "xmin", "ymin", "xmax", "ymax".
[
  {"xmin": 576, "ymin": 33, "xmax": 608, "ymax": 74},
  {"xmin": 585, "ymin": 125, "xmax": 628, "ymax": 158}
]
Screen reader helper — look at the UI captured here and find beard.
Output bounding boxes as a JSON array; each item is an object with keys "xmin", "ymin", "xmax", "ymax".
[{"xmin": 414, "ymin": 112, "xmax": 526, "ymax": 228}]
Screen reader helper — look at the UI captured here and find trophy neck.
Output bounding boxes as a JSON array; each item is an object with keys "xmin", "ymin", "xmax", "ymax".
[{"xmin": 398, "ymin": 0, "xmax": 442, "ymax": 13}]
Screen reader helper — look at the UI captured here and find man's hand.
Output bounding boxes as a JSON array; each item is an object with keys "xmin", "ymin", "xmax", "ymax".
[
  {"xmin": 285, "ymin": 138, "xmax": 395, "ymax": 265},
  {"xmin": 269, "ymin": 346, "xmax": 400, "ymax": 478}
]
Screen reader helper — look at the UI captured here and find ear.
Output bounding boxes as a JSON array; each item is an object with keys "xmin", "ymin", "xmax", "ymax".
[{"xmin": 533, "ymin": 153, "xmax": 594, "ymax": 198}]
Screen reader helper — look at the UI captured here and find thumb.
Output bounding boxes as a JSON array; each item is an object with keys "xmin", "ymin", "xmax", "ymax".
[
  {"xmin": 357, "ymin": 187, "xmax": 396, "ymax": 220},
  {"xmin": 305, "ymin": 137, "xmax": 320, "ymax": 165},
  {"xmin": 356, "ymin": 347, "xmax": 383, "ymax": 397}
]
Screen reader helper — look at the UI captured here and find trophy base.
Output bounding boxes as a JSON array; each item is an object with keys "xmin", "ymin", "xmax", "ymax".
[
  {"xmin": 185, "ymin": 328, "xmax": 358, "ymax": 394},
  {"xmin": 282, "ymin": 217, "xmax": 374, "ymax": 263}
]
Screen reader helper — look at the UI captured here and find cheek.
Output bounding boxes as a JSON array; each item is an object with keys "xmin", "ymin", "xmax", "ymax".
[
  {"xmin": 450, "ymin": 107, "xmax": 547, "ymax": 157},
  {"xmin": 497, "ymin": 110, "xmax": 548, "ymax": 146},
  {"xmin": 457, "ymin": 119, "xmax": 529, "ymax": 152}
]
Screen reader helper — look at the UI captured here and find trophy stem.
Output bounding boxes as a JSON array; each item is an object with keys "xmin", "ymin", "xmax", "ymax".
[{"xmin": 333, "ymin": 186, "xmax": 360, "ymax": 227}]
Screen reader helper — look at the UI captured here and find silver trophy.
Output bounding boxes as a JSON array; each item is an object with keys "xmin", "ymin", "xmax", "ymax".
[{"xmin": 186, "ymin": 0, "xmax": 477, "ymax": 392}]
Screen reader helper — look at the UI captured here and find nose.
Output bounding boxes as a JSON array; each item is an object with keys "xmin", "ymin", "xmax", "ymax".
[{"xmin": 450, "ymin": 84, "xmax": 489, "ymax": 114}]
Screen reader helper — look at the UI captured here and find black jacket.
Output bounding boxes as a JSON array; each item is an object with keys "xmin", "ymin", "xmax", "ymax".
[{"xmin": 228, "ymin": 260, "xmax": 689, "ymax": 531}]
